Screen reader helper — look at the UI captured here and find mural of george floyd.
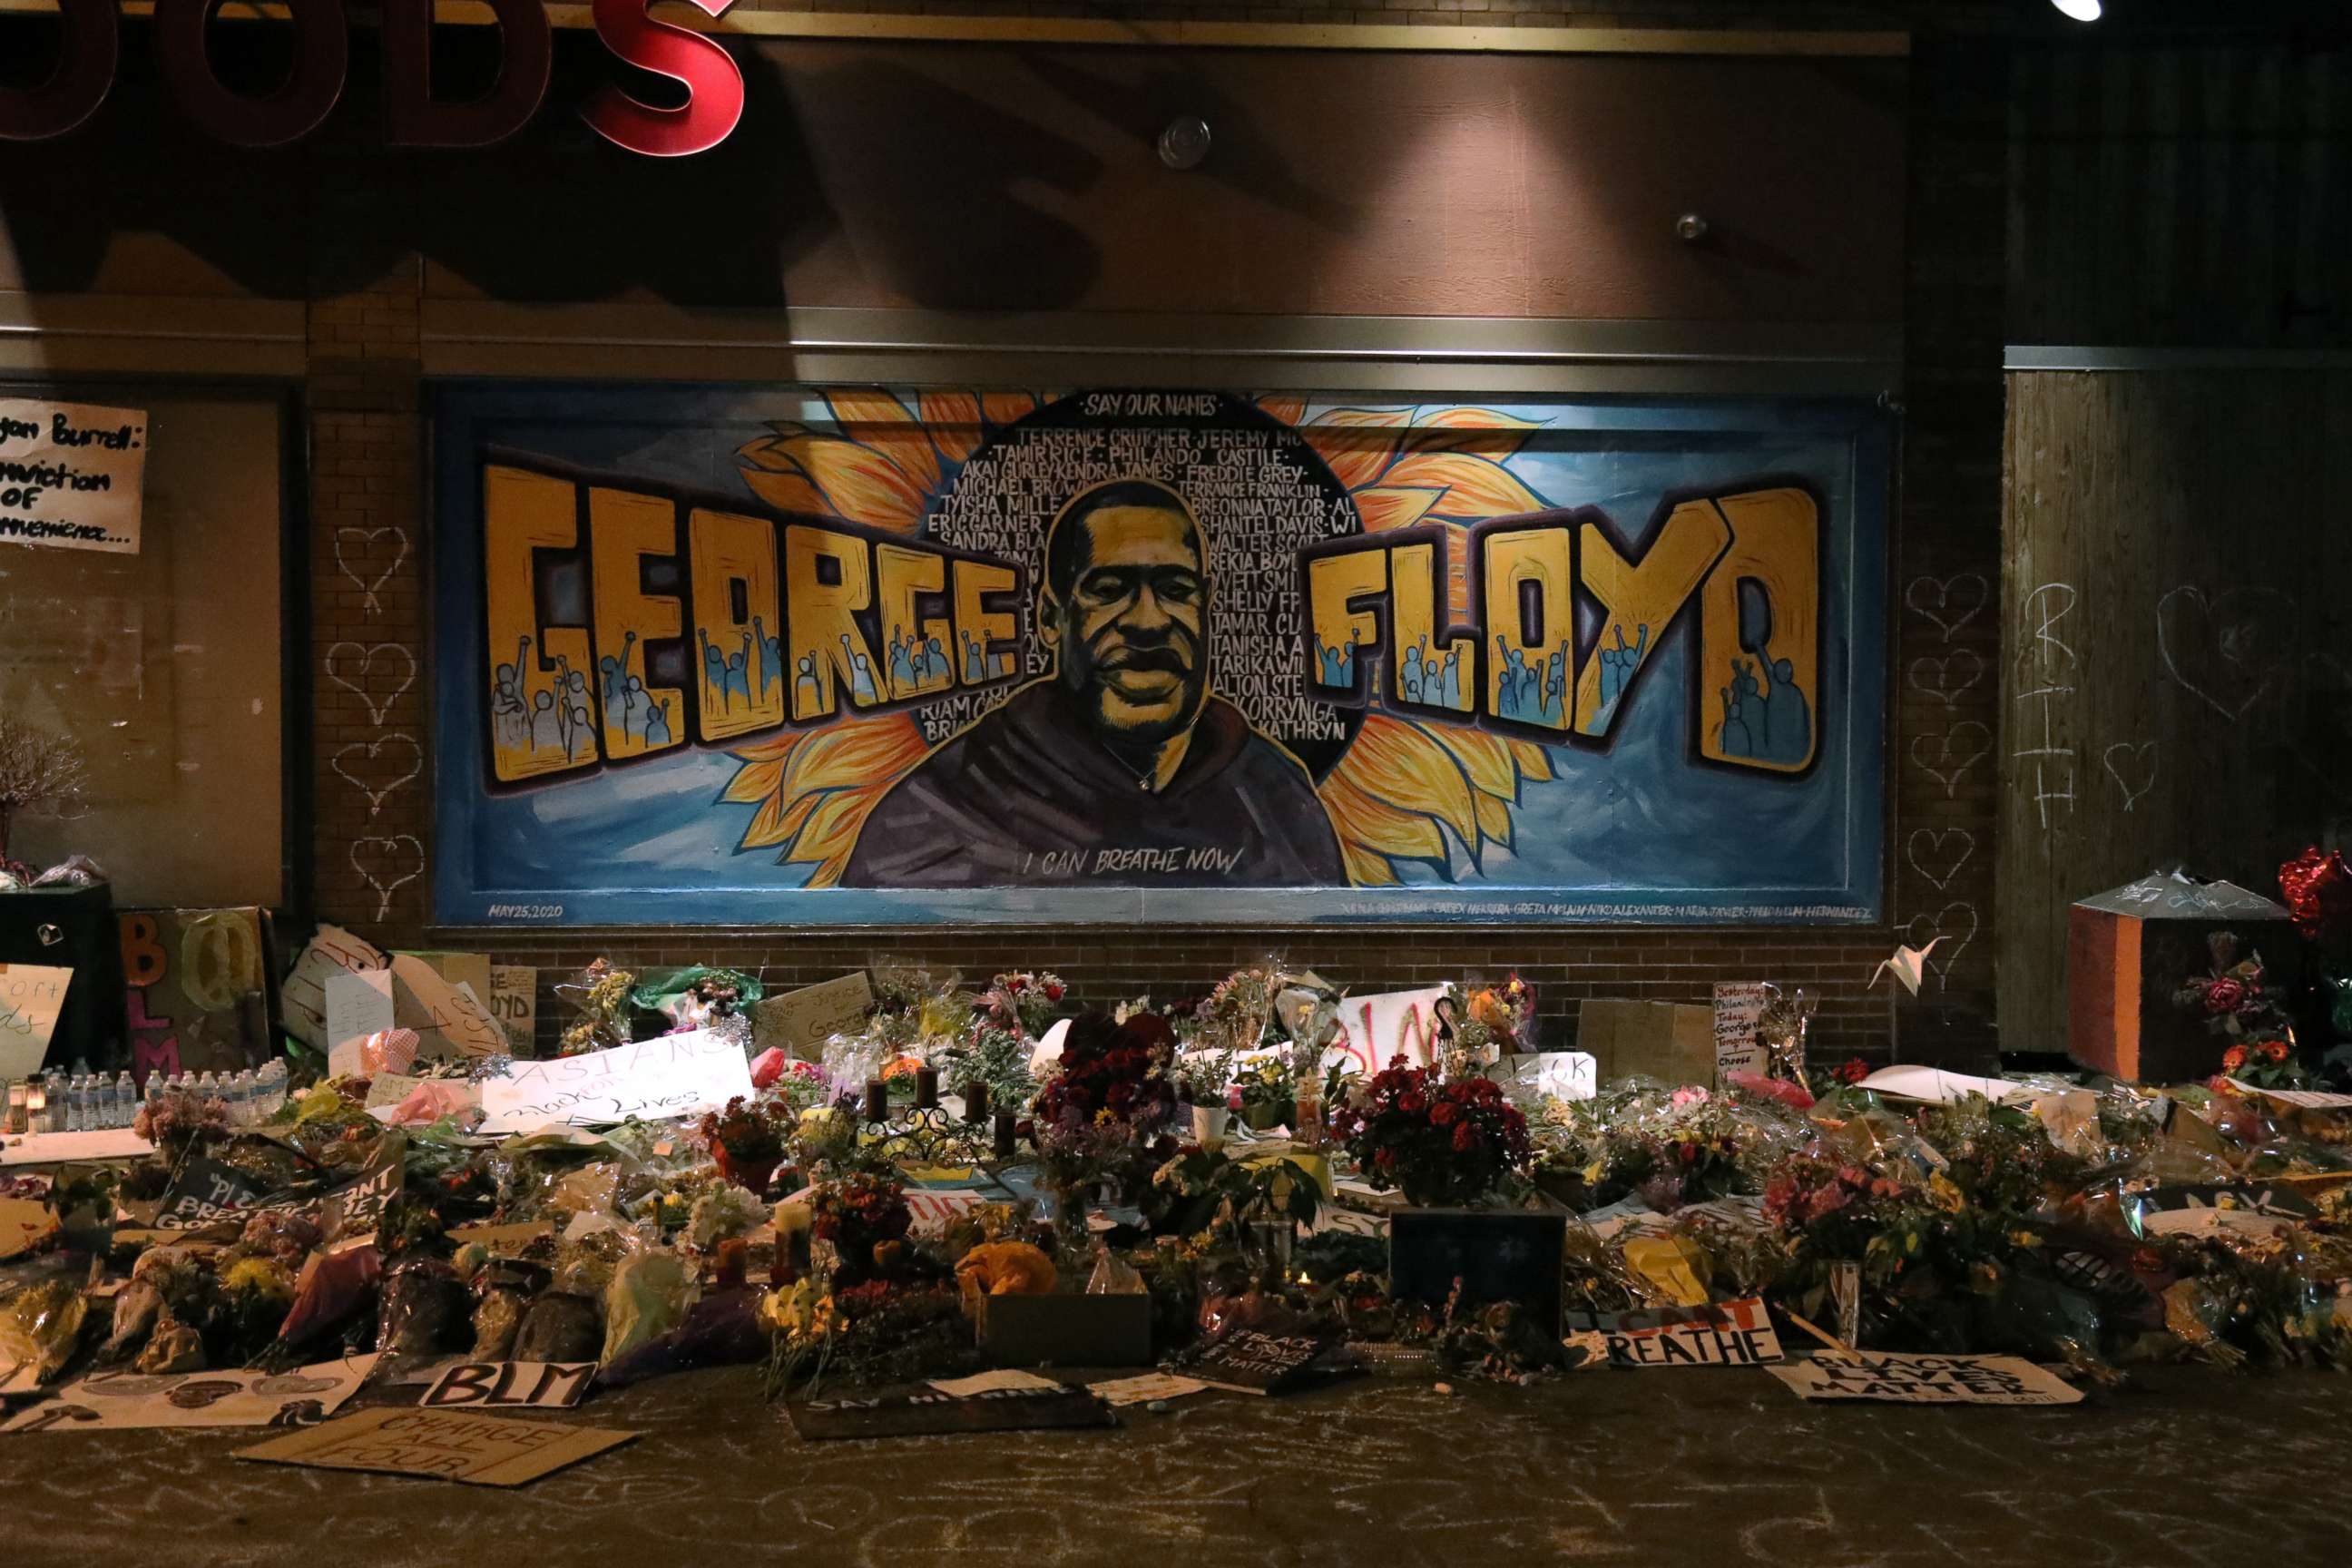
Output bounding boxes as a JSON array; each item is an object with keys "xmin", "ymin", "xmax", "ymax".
[{"xmin": 0, "ymin": 8, "xmax": 2004, "ymax": 1061}]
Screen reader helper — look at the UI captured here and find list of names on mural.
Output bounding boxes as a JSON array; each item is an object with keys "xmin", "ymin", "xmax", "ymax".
[{"xmin": 924, "ymin": 399, "xmax": 1356, "ymax": 750}]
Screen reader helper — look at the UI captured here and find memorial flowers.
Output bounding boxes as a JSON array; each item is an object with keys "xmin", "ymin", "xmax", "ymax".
[
  {"xmin": 1330, "ymin": 1061, "xmax": 1530, "ymax": 1208},
  {"xmin": 808, "ymin": 1170, "xmax": 912, "ymax": 1285}
]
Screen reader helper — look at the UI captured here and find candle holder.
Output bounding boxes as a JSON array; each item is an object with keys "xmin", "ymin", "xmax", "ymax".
[{"xmin": 860, "ymin": 1100, "xmax": 975, "ymax": 1165}]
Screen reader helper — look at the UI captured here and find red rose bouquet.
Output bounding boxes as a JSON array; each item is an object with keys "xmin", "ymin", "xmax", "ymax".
[
  {"xmin": 1032, "ymin": 1011, "xmax": 1178, "ymax": 1137},
  {"xmin": 2174, "ymin": 931, "xmax": 2299, "ymax": 1081},
  {"xmin": 1329, "ymin": 1060, "xmax": 1531, "ymax": 1208}
]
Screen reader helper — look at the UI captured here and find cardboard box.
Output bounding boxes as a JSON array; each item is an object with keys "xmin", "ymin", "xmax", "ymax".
[
  {"xmin": 1575, "ymin": 998, "xmax": 1712, "ymax": 1086},
  {"xmin": 2068, "ymin": 872, "xmax": 2302, "ymax": 1083},
  {"xmin": 398, "ymin": 951, "xmax": 495, "ymax": 1015},
  {"xmin": 978, "ymin": 1292, "xmax": 1153, "ymax": 1367}
]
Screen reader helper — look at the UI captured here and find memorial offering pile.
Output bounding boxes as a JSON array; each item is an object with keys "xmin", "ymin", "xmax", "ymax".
[{"xmin": 0, "ymin": 855, "xmax": 2349, "ymax": 1473}]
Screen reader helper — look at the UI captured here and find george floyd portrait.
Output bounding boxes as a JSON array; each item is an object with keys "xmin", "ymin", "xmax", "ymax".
[{"xmin": 841, "ymin": 477, "xmax": 1346, "ymax": 887}]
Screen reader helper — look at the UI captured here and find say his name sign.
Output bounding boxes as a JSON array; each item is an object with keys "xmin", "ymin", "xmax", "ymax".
[
  {"xmin": 477, "ymin": 1029, "xmax": 753, "ymax": 1132},
  {"xmin": 1563, "ymin": 1297, "xmax": 1784, "ymax": 1368},
  {"xmin": 435, "ymin": 386, "xmax": 1887, "ymax": 928}
]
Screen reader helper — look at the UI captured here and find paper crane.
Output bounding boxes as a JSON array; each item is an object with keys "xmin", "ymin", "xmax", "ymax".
[{"xmin": 1868, "ymin": 939, "xmax": 1942, "ymax": 996}]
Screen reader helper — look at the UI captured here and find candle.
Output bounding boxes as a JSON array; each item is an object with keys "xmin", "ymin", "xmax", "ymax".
[
  {"xmin": 772, "ymin": 1201, "xmax": 814, "ymax": 1279},
  {"xmin": 5, "ymin": 1082, "xmax": 22, "ymax": 1135},
  {"xmin": 993, "ymin": 1108, "xmax": 1018, "ymax": 1160},
  {"xmin": 713, "ymin": 1238, "xmax": 748, "ymax": 1289},
  {"xmin": 862, "ymin": 1078, "xmax": 887, "ymax": 1123},
  {"xmin": 914, "ymin": 1065, "xmax": 938, "ymax": 1110},
  {"xmin": 964, "ymin": 1080, "xmax": 990, "ymax": 1123}
]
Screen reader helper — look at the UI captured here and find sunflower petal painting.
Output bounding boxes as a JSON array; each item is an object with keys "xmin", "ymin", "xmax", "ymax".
[{"xmin": 432, "ymin": 384, "xmax": 1887, "ymax": 926}]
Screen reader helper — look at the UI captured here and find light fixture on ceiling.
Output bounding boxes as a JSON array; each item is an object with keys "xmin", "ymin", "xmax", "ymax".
[{"xmin": 2049, "ymin": 0, "xmax": 2102, "ymax": 20}]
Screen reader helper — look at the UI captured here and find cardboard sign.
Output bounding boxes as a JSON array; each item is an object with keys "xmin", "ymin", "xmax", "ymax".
[
  {"xmin": 2136, "ymin": 1182, "xmax": 2318, "ymax": 1239},
  {"xmin": 789, "ymin": 1384, "xmax": 1115, "ymax": 1440},
  {"xmin": 905, "ymin": 1188, "xmax": 988, "ymax": 1240},
  {"xmin": 400, "ymin": 952, "xmax": 494, "ymax": 1021},
  {"xmin": 1711, "ymin": 983, "xmax": 1769, "ymax": 1084},
  {"xmin": 3, "ymin": 1355, "xmax": 377, "ymax": 1431},
  {"xmin": 119, "ymin": 907, "xmax": 272, "ymax": 1080},
  {"xmin": 1184, "ymin": 1328, "xmax": 1357, "ymax": 1396},
  {"xmin": 323, "ymin": 1152, "xmax": 404, "ymax": 1242},
  {"xmin": 1563, "ymin": 1297, "xmax": 1783, "ymax": 1367},
  {"xmin": 280, "ymin": 924, "xmax": 389, "ymax": 1053},
  {"xmin": 236, "ymin": 1406, "xmax": 639, "ymax": 1486},
  {"xmin": 1769, "ymin": 1352, "xmax": 2082, "ymax": 1406},
  {"xmin": 1090, "ymin": 1372, "xmax": 1208, "ymax": 1407},
  {"xmin": 1325, "ymin": 986, "xmax": 1449, "ymax": 1075},
  {"xmin": 154, "ymin": 1155, "xmax": 266, "ymax": 1232},
  {"xmin": 418, "ymin": 1362, "xmax": 596, "ymax": 1411},
  {"xmin": 1579, "ymin": 998, "xmax": 1712, "ymax": 1086},
  {"xmin": 0, "ymin": 398, "xmax": 148, "ymax": 554},
  {"xmin": 387, "ymin": 955, "xmax": 506, "ymax": 1061},
  {"xmin": 2227, "ymin": 1082, "xmax": 2352, "ymax": 1112},
  {"xmin": 752, "ymin": 972, "xmax": 875, "ymax": 1062},
  {"xmin": 489, "ymin": 966, "xmax": 537, "ymax": 1054},
  {"xmin": 326, "ymin": 969, "xmax": 397, "ymax": 1076},
  {"xmin": 478, "ymin": 1030, "xmax": 754, "ymax": 1132},
  {"xmin": 0, "ymin": 963, "xmax": 72, "ymax": 1080}
]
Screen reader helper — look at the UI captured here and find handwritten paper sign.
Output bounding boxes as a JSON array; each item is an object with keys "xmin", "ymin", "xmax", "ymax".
[
  {"xmin": 1325, "ymin": 986, "xmax": 1448, "ymax": 1075},
  {"xmin": 1562, "ymin": 1297, "xmax": 1783, "ymax": 1367},
  {"xmin": 1088, "ymin": 1372, "xmax": 1208, "ymax": 1407},
  {"xmin": 237, "ymin": 1406, "xmax": 638, "ymax": 1487},
  {"xmin": 478, "ymin": 1030, "xmax": 754, "ymax": 1132},
  {"xmin": 0, "ymin": 963, "xmax": 72, "ymax": 1081},
  {"xmin": 753, "ymin": 972, "xmax": 874, "ymax": 1061},
  {"xmin": 489, "ymin": 966, "xmax": 537, "ymax": 1054},
  {"xmin": 280, "ymin": 924, "xmax": 388, "ymax": 1052},
  {"xmin": 1769, "ymin": 1352, "xmax": 2082, "ymax": 1406},
  {"xmin": 419, "ymin": 1362, "xmax": 596, "ymax": 1411},
  {"xmin": 4, "ymin": 1355, "xmax": 377, "ymax": 1431},
  {"xmin": 906, "ymin": 1188, "xmax": 988, "ymax": 1240},
  {"xmin": 1711, "ymin": 983, "xmax": 1769, "ymax": 1085},
  {"xmin": 326, "ymin": 969, "xmax": 397, "ymax": 1077},
  {"xmin": 388, "ymin": 955, "xmax": 505, "ymax": 1061},
  {"xmin": 0, "ymin": 398, "xmax": 148, "ymax": 554}
]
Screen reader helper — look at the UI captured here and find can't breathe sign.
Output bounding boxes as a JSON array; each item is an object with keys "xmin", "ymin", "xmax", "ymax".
[{"xmin": 0, "ymin": 398, "xmax": 148, "ymax": 554}]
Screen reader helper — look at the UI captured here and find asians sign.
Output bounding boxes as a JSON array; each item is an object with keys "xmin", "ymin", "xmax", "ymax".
[{"xmin": 432, "ymin": 386, "xmax": 1887, "ymax": 926}]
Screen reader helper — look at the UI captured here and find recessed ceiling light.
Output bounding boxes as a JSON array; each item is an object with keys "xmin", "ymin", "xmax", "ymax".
[{"xmin": 2050, "ymin": 0, "xmax": 2102, "ymax": 20}]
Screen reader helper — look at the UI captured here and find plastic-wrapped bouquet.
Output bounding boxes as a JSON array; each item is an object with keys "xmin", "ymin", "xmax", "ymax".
[{"xmin": 1329, "ymin": 1061, "xmax": 1531, "ymax": 1208}]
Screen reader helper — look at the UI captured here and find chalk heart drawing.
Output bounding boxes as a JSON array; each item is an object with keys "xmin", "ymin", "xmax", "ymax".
[
  {"xmin": 1906, "ymin": 648, "xmax": 1984, "ymax": 709},
  {"xmin": 2102, "ymin": 741, "xmax": 2158, "ymax": 813},
  {"xmin": 1909, "ymin": 721, "xmax": 1991, "ymax": 798},
  {"xmin": 1903, "ymin": 573, "xmax": 1988, "ymax": 642},
  {"xmin": 1905, "ymin": 902, "xmax": 1978, "ymax": 985},
  {"xmin": 350, "ymin": 835, "xmax": 424, "ymax": 922},
  {"xmin": 331, "ymin": 733, "xmax": 423, "ymax": 819},
  {"xmin": 2155, "ymin": 585, "xmax": 2298, "ymax": 722},
  {"xmin": 324, "ymin": 642, "xmax": 416, "ymax": 728},
  {"xmin": 333, "ymin": 525, "xmax": 409, "ymax": 618},
  {"xmin": 1906, "ymin": 828, "xmax": 1975, "ymax": 892}
]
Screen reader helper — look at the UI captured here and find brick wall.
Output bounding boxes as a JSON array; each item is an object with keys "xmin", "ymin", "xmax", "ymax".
[{"xmin": 299, "ymin": 8, "xmax": 2009, "ymax": 1066}]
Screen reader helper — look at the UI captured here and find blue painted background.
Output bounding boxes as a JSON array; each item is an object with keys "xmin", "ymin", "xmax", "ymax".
[{"xmin": 432, "ymin": 384, "xmax": 1888, "ymax": 926}]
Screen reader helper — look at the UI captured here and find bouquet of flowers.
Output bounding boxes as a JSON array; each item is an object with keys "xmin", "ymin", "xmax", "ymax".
[
  {"xmin": 984, "ymin": 970, "xmax": 1067, "ymax": 1039},
  {"xmin": 1330, "ymin": 1061, "xmax": 1531, "ymax": 1208},
  {"xmin": 699, "ymin": 1094, "xmax": 795, "ymax": 1196},
  {"xmin": 1032, "ymin": 1011, "xmax": 1177, "ymax": 1136},
  {"xmin": 808, "ymin": 1170, "xmax": 912, "ymax": 1285},
  {"xmin": 2176, "ymin": 932, "xmax": 2301, "ymax": 1083},
  {"xmin": 1199, "ymin": 967, "xmax": 1277, "ymax": 1055},
  {"xmin": 555, "ymin": 958, "xmax": 637, "ymax": 1056},
  {"xmin": 1233, "ymin": 1055, "xmax": 1296, "ymax": 1130},
  {"xmin": 132, "ymin": 1085, "xmax": 230, "ymax": 1162}
]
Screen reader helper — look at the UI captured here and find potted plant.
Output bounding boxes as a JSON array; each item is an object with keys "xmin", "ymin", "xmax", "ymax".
[
  {"xmin": 699, "ymin": 1094, "xmax": 792, "ymax": 1199},
  {"xmin": 1234, "ymin": 1057, "xmax": 1296, "ymax": 1132},
  {"xmin": 1176, "ymin": 1049, "xmax": 1234, "ymax": 1143}
]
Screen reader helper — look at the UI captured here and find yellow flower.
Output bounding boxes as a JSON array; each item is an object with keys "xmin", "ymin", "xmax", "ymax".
[
  {"xmin": 1928, "ymin": 1173, "xmax": 1965, "ymax": 1214},
  {"xmin": 1581, "ymin": 1160, "xmax": 1606, "ymax": 1186},
  {"xmin": 2010, "ymin": 1230, "xmax": 2043, "ymax": 1250}
]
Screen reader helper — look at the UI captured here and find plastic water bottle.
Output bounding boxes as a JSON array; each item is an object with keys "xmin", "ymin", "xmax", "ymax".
[
  {"xmin": 65, "ymin": 1074, "xmax": 87, "ymax": 1132},
  {"xmin": 114, "ymin": 1072, "xmax": 133, "ymax": 1126},
  {"xmin": 94, "ymin": 1073, "xmax": 114, "ymax": 1129},
  {"xmin": 262, "ymin": 1060, "xmax": 287, "ymax": 1116},
  {"xmin": 234, "ymin": 1069, "xmax": 256, "ymax": 1124}
]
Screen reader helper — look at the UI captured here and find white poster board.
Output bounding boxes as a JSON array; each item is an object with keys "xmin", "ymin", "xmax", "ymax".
[
  {"xmin": 1324, "ymin": 986, "xmax": 1448, "ymax": 1075},
  {"xmin": 2, "ymin": 1355, "xmax": 377, "ymax": 1430},
  {"xmin": 479, "ymin": 1030, "xmax": 753, "ymax": 1132},
  {"xmin": 325, "ymin": 969, "xmax": 397, "ymax": 1077},
  {"xmin": 0, "ymin": 399, "xmax": 148, "ymax": 554},
  {"xmin": 1711, "ymin": 983, "xmax": 1769, "ymax": 1085},
  {"xmin": 0, "ymin": 963, "xmax": 72, "ymax": 1081}
]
